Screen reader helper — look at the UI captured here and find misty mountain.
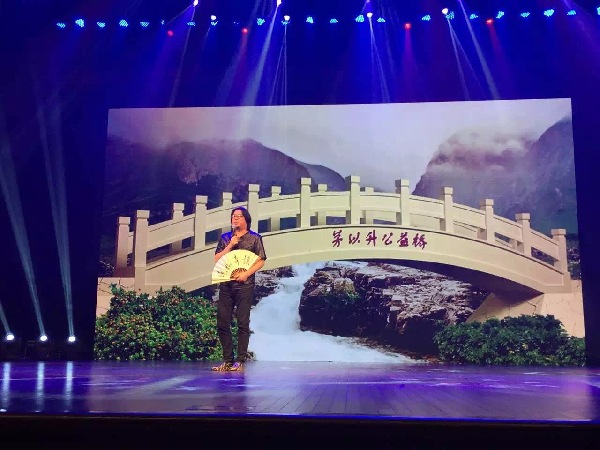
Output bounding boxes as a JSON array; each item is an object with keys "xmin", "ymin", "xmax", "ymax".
[
  {"xmin": 413, "ymin": 117, "xmax": 578, "ymax": 234},
  {"xmin": 101, "ymin": 136, "xmax": 346, "ymax": 241}
]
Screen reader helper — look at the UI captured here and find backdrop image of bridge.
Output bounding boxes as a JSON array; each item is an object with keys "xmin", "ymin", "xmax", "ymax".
[{"xmin": 97, "ymin": 175, "xmax": 583, "ymax": 336}]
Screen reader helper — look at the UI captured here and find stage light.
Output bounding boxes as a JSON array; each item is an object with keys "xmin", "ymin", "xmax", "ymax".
[
  {"xmin": 39, "ymin": 335, "xmax": 48, "ymax": 343},
  {"xmin": 5, "ymin": 334, "xmax": 14, "ymax": 342},
  {"xmin": 377, "ymin": 17, "xmax": 385, "ymax": 23},
  {"xmin": 193, "ymin": 0, "xmax": 199, "ymax": 6},
  {"xmin": 486, "ymin": 18, "xmax": 493, "ymax": 25},
  {"xmin": 355, "ymin": 14, "xmax": 365, "ymax": 22},
  {"xmin": 330, "ymin": 18, "xmax": 338, "ymax": 24},
  {"xmin": 167, "ymin": 30, "xmax": 174, "ymax": 36},
  {"xmin": 282, "ymin": 18, "xmax": 290, "ymax": 25},
  {"xmin": 306, "ymin": 16, "xmax": 314, "ymax": 23},
  {"xmin": 441, "ymin": 8, "xmax": 449, "ymax": 15},
  {"xmin": 97, "ymin": 21, "xmax": 106, "ymax": 28},
  {"xmin": 567, "ymin": 10, "xmax": 576, "ymax": 16},
  {"xmin": 257, "ymin": 18, "xmax": 265, "ymax": 25},
  {"xmin": 68, "ymin": 336, "xmax": 76, "ymax": 343},
  {"xmin": 496, "ymin": 11, "xmax": 504, "ymax": 19},
  {"xmin": 520, "ymin": 12, "xmax": 531, "ymax": 18},
  {"xmin": 283, "ymin": 15, "xmax": 290, "ymax": 21},
  {"xmin": 140, "ymin": 21, "xmax": 150, "ymax": 27},
  {"xmin": 75, "ymin": 19, "xmax": 84, "ymax": 27},
  {"xmin": 404, "ymin": 22, "xmax": 412, "ymax": 30},
  {"xmin": 597, "ymin": 7, "xmax": 600, "ymax": 15},
  {"xmin": 187, "ymin": 21, "xmax": 195, "ymax": 26},
  {"xmin": 119, "ymin": 19, "xmax": 129, "ymax": 27},
  {"xmin": 366, "ymin": 12, "xmax": 373, "ymax": 19},
  {"xmin": 56, "ymin": 22, "xmax": 66, "ymax": 28},
  {"xmin": 469, "ymin": 14, "xmax": 478, "ymax": 19},
  {"xmin": 277, "ymin": 0, "xmax": 282, "ymax": 6},
  {"xmin": 544, "ymin": 9, "xmax": 555, "ymax": 17},
  {"xmin": 242, "ymin": 27, "xmax": 248, "ymax": 33},
  {"xmin": 210, "ymin": 15, "xmax": 217, "ymax": 21},
  {"xmin": 211, "ymin": 21, "xmax": 218, "ymax": 26},
  {"xmin": 421, "ymin": 15, "xmax": 431, "ymax": 21},
  {"xmin": 161, "ymin": 20, "xmax": 165, "ymax": 25}
]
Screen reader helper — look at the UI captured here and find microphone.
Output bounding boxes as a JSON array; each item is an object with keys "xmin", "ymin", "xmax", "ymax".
[{"xmin": 231, "ymin": 226, "xmax": 239, "ymax": 248}]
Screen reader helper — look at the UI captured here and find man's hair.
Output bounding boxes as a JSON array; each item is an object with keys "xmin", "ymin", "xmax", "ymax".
[{"xmin": 231, "ymin": 206, "xmax": 252, "ymax": 229}]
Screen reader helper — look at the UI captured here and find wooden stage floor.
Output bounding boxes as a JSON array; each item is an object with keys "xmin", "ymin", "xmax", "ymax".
[{"xmin": 1, "ymin": 360, "xmax": 600, "ymax": 447}]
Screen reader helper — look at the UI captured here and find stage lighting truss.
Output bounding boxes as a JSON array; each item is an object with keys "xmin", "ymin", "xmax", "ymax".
[{"xmin": 54, "ymin": 8, "xmax": 587, "ymax": 31}]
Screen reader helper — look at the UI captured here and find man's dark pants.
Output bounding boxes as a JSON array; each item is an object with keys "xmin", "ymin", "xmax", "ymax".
[{"xmin": 217, "ymin": 281, "xmax": 254, "ymax": 363}]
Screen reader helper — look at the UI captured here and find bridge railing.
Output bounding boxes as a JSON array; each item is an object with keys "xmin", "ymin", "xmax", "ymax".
[{"xmin": 112, "ymin": 176, "xmax": 569, "ymax": 285}]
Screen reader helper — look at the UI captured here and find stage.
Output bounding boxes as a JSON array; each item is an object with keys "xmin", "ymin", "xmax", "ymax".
[{"xmin": 1, "ymin": 361, "xmax": 600, "ymax": 446}]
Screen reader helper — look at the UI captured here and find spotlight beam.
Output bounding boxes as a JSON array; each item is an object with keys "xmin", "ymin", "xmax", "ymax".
[
  {"xmin": 269, "ymin": 25, "xmax": 288, "ymax": 105},
  {"xmin": 448, "ymin": 25, "xmax": 471, "ymax": 100},
  {"xmin": 0, "ymin": 108, "xmax": 47, "ymax": 339},
  {"xmin": 0, "ymin": 299, "xmax": 10, "ymax": 337},
  {"xmin": 367, "ymin": 16, "xmax": 391, "ymax": 103},
  {"xmin": 32, "ymin": 81, "xmax": 74, "ymax": 338},
  {"xmin": 456, "ymin": 0, "xmax": 499, "ymax": 99},
  {"xmin": 169, "ymin": 5, "xmax": 197, "ymax": 106}
]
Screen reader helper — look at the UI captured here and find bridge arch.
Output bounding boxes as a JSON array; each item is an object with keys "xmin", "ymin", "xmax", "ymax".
[{"xmin": 105, "ymin": 176, "xmax": 571, "ymax": 296}]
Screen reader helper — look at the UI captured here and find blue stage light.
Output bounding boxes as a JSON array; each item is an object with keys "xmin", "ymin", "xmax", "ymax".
[
  {"xmin": 119, "ymin": 19, "xmax": 129, "ymax": 27},
  {"xmin": 211, "ymin": 21, "xmax": 218, "ymax": 26},
  {"xmin": 193, "ymin": 0, "xmax": 199, "ymax": 6},
  {"xmin": 187, "ymin": 21, "xmax": 195, "ymax": 26},
  {"xmin": 520, "ymin": 12, "xmax": 531, "ymax": 18},
  {"xmin": 377, "ymin": 17, "xmax": 385, "ymax": 23},
  {"xmin": 330, "ymin": 18, "xmax": 338, "ymax": 24},
  {"xmin": 355, "ymin": 14, "xmax": 365, "ymax": 22},
  {"xmin": 445, "ymin": 11, "xmax": 455, "ymax": 20},
  {"xmin": 97, "ymin": 21, "xmax": 106, "ymax": 28},
  {"xmin": 543, "ymin": 9, "xmax": 555, "ymax": 17},
  {"xmin": 57, "ymin": 22, "xmax": 66, "ymax": 28},
  {"xmin": 161, "ymin": 20, "xmax": 165, "ymax": 25},
  {"xmin": 140, "ymin": 21, "xmax": 150, "ymax": 27},
  {"xmin": 567, "ymin": 10, "xmax": 576, "ymax": 16},
  {"xmin": 256, "ymin": 18, "xmax": 265, "ymax": 25},
  {"xmin": 421, "ymin": 15, "xmax": 431, "ymax": 21},
  {"xmin": 496, "ymin": 11, "xmax": 505, "ymax": 19},
  {"xmin": 306, "ymin": 16, "xmax": 314, "ymax": 24},
  {"xmin": 597, "ymin": 7, "xmax": 600, "ymax": 15},
  {"xmin": 75, "ymin": 19, "xmax": 84, "ymax": 27},
  {"xmin": 210, "ymin": 15, "xmax": 217, "ymax": 21},
  {"xmin": 469, "ymin": 14, "xmax": 479, "ymax": 20}
]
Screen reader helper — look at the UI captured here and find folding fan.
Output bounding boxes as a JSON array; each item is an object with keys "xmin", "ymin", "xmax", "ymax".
[{"xmin": 211, "ymin": 249, "xmax": 260, "ymax": 283}]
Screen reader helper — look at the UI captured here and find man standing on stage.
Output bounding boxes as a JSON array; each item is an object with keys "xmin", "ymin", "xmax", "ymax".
[{"xmin": 212, "ymin": 206, "xmax": 267, "ymax": 371}]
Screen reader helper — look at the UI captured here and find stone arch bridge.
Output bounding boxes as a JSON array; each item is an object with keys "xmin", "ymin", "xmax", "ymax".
[{"xmin": 104, "ymin": 176, "xmax": 571, "ymax": 297}]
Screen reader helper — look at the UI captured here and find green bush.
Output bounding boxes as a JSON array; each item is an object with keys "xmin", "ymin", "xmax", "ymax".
[
  {"xmin": 433, "ymin": 314, "xmax": 585, "ymax": 366},
  {"xmin": 300, "ymin": 281, "xmax": 385, "ymax": 336},
  {"xmin": 94, "ymin": 286, "xmax": 235, "ymax": 361}
]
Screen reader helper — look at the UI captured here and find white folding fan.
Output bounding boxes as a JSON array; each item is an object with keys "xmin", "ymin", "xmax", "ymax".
[{"xmin": 211, "ymin": 249, "xmax": 260, "ymax": 283}]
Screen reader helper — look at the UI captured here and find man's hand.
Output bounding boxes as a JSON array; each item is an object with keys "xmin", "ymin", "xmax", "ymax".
[
  {"xmin": 232, "ymin": 270, "xmax": 249, "ymax": 283},
  {"xmin": 229, "ymin": 235, "xmax": 240, "ymax": 248}
]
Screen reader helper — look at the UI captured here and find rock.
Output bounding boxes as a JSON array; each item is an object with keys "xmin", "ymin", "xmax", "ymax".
[{"xmin": 299, "ymin": 261, "xmax": 488, "ymax": 356}]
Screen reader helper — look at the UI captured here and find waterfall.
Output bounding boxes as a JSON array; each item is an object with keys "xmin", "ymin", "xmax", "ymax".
[{"xmin": 248, "ymin": 262, "xmax": 414, "ymax": 362}]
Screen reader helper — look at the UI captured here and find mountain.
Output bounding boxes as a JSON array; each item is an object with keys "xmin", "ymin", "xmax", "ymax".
[
  {"xmin": 101, "ymin": 136, "xmax": 346, "ymax": 256},
  {"xmin": 413, "ymin": 117, "xmax": 578, "ymax": 235}
]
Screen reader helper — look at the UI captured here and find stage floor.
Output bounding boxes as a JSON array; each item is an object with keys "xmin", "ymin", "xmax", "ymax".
[{"xmin": 1, "ymin": 360, "xmax": 600, "ymax": 423}]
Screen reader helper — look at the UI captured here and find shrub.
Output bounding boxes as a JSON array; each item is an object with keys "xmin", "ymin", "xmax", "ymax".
[
  {"xmin": 300, "ymin": 281, "xmax": 385, "ymax": 336},
  {"xmin": 94, "ymin": 285, "xmax": 235, "ymax": 361},
  {"xmin": 433, "ymin": 314, "xmax": 585, "ymax": 366}
]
